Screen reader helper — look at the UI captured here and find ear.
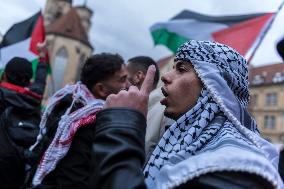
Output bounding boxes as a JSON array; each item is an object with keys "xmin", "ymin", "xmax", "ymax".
[
  {"xmin": 135, "ymin": 71, "xmax": 146, "ymax": 83},
  {"xmin": 91, "ymin": 82, "xmax": 108, "ymax": 99}
]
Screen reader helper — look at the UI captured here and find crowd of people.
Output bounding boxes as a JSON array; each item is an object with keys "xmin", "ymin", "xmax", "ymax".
[{"xmin": 0, "ymin": 39, "xmax": 284, "ymax": 189}]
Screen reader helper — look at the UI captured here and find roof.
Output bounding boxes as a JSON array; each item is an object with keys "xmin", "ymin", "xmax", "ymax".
[
  {"xmin": 46, "ymin": 8, "xmax": 92, "ymax": 48},
  {"xmin": 60, "ymin": 0, "xmax": 72, "ymax": 3},
  {"xmin": 249, "ymin": 63, "xmax": 284, "ymax": 86}
]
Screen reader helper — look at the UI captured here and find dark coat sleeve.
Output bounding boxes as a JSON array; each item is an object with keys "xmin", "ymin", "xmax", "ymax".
[
  {"xmin": 0, "ymin": 90, "xmax": 5, "ymax": 115},
  {"xmin": 28, "ymin": 60, "xmax": 47, "ymax": 96},
  {"xmin": 90, "ymin": 108, "xmax": 275, "ymax": 189},
  {"xmin": 0, "ymin": 114, "xmax": 25, "ymax": 189},
  {"xmin": 91, "ymin": 108, "xmax": 147, "ymax": 189}
]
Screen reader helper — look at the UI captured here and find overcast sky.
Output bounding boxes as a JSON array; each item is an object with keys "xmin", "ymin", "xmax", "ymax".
[{"xmin": 0, "ymin": 0, "xmax": 284, "ymax": 67}]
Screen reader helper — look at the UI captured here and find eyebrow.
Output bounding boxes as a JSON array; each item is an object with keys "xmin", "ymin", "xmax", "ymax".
[{"xmin": 175, "ymin": 61, "xmax": 186, "ymax": 67}]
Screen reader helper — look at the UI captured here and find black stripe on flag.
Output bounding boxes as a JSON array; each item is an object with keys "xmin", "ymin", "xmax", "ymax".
[
  {"xmin": 171, "ymin": 10, "xmax": 266, "ymax": 26},
  {"xmin": 0, "ymin": 11, "xmax": 41, "ymax": 48}
]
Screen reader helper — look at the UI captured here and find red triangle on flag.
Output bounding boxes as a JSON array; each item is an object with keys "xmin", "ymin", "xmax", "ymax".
[
  {"xmin": 29, "ymin": 13, "xmax": 45, "ymax": 56},
  {"xmin": 212, "ymin": 13, "xmax": 274, "ymax": 56}
]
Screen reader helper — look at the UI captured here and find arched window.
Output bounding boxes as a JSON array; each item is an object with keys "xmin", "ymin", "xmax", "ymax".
[{"xmin": 53, "ymin": 47, "xmax": 68, "ymax": 91}]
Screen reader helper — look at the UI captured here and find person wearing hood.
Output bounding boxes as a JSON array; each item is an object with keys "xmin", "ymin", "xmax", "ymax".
[
  {"xmin": 0, "ymin": 43, "xmax": 48, "ymax": 189},
  {"xmin": 91, "ymin": 40, "xmax": 284, "ymax": 189}
]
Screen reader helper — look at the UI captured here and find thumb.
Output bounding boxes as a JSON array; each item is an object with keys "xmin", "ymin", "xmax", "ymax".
[{"xmin": 140, "ymin": 65, "xmax": 156, "ymax": 95}]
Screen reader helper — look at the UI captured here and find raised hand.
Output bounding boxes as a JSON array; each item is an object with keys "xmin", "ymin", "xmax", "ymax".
[
  {"xmin": 104, "ymin": 65, "xmax": 156, "ymax": 117},
  {"xmin": 37, "ymin": 40, "xmax": 48, "ymax": 58}
]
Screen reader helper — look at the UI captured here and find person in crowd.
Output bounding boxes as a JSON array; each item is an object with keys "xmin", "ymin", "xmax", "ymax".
[
  {"xmin": 29, "ymin": 53, "xmax": 130, "ymax": 189},
  {"xmin": 0, "ymin": 41, "xmax": 48, "ymax": 106},
  {"xmin": 276, "ymin": 38, "xmax": 284, "ymax": 183},
  {"xmin": 91, "ymin": 40, "xmax": 284, "ymax": 189},
  {"xmin": 126, "ymin": 56, "xmax": 171, "ymax": 159},
  {"xmin": 0, "ymin": 42, "xmax": 48, "ymax": 189},
  {"xmin": 127, "ymin": 56, "xmax": 159, "ymax": 89},
  {"xmin": 277, "ymin": 37, "xmax": 284, "ymax": 61}
]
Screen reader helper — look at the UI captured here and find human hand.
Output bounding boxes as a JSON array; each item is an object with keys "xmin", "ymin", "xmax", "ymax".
[
  {"xmin": 37, "ymin": 40, "xmax": 48, "ymax": 58},
  {"xmin": 104, "ymin": 65, "xmax": 156, "ymax": 117}
]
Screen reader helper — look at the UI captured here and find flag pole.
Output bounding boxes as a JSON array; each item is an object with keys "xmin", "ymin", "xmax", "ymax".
[{"xmin": 248, "ymin": 0, "xmax": 284, "ymax": 63}]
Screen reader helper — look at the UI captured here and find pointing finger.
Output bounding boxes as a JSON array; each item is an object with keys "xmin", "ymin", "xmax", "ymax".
[{"xmin": 140, "ymin": 65, "xmax": 156, "ymax": 95}]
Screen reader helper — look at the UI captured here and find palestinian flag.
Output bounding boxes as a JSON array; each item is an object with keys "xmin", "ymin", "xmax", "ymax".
[
  {"xmin": 0, "ymin": 11, "xmax": 46, "ymax": 78},
  {"xmin": 151, "ymin": 10, "xmax": 274, "ymax": 57}
]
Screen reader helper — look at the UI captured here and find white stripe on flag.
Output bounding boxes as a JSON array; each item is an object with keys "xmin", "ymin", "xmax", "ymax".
[
  {"xmin": 0, "ymin": 38, "xmax": 37, "ymax": 69},
  {"xmin": 151, "ymin": 19, "xmax": 228, "ymax": 41}
]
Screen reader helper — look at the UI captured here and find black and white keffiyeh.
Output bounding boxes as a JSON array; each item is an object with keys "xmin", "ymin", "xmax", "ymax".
[{"xmin": 144, "ymin": 40, "xmax": 283, "ymax": 189}]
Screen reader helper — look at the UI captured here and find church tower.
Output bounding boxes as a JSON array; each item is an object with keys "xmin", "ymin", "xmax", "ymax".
[
  {"xmin": 44, "ymin": 0, "xmax": 72, "ymax": 27},
  {"xmin": 75, "ymin": 5, "xmax": 93, "ymax": 33},
  {"xmin": 41, "ymin": 0, "xmax": 94, "ymax": 105}
]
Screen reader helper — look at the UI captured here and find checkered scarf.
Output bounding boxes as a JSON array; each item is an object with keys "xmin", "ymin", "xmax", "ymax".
[
  {"xmin": 144, "ymin": 40, "xmax": 283, "ymax": 189},
  {"xmin": 31, "ymin": 82, "xmax": 104, "ymax": 186}
]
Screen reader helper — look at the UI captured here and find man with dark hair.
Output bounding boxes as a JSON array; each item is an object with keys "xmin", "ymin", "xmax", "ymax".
[
  {"xmin": 29, "ymin": 52, "xmax": 130, "ymax": 189},
  {"xmin": 126, "ymin": 56, "xmax": 173, "ymax": 158},
  {"xmin": 81, "ymin": 53, "xmax": 129, "ymax": 98},
  {"xmin": 127, "ymin": 56, "xmax": 160, "ymax": 89}
]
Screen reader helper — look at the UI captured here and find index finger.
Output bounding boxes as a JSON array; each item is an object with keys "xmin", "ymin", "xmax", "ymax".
[{"xmin": 140, "ymin": 65, "xmax": 156, "ymax": 95}]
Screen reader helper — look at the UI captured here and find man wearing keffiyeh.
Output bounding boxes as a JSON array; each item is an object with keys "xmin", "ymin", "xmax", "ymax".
[
  {"xmin": 92, "ymin": 40, "xmax": 284, "ymax": 189},
  {"xmin": 28, "ymin": 53, "xmax": 130, "ymax": 189}
]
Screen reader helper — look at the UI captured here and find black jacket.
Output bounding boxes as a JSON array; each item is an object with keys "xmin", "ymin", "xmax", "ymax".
[
  {"xmin": 0, "ymin": 60, "xmax": 47, "ymax": 189},
  {"xmin": 91, "ymin": 108, "xmax": 274, "ymax": 189},
  {"xmin": 35, "ymin": 124, "xmax": 95, "ymax": 189},
  {"xmin": 0, "ymin": 85, "xmax": 42, "ymax": 189},
  {"xmin": 32, "ymin": 94, "xmax": 95, "ymax": 189}
]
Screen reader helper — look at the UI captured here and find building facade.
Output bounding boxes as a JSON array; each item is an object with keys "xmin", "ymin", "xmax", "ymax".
[
  {"xmin": 249, "ymin": 63, "xmax": 284, "ymax": 143},
  {"xmin": 43, "ymin": 0, "xmax": 93, "ymax": 101}
]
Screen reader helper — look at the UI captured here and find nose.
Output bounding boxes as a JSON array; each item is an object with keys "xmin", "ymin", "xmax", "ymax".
[{"xmin": 161, "ymin": 71, "xmax": 171, "ymax": 85}]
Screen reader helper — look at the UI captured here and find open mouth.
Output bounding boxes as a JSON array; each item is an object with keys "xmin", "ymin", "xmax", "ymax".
[
  {"xmin": 161, "ymin": 87, "xmax": 168, "ymax": 97},
  {"xmin": 160, "ymin": 87, "xmax": 169, "ymax": 106}
]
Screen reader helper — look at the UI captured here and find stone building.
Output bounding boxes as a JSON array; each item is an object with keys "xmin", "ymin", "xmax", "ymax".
[
  {"xmin": 249, "ymin": 63, "xmax": 284, "ymax": 143},
  {"xmin": 43, "ymin": 0, "xmax": 93, "ymax": 99}
]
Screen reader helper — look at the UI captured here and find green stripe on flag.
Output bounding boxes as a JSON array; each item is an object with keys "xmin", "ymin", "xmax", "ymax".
[
  {"xmin": 0, "ymin": 69, "xmax": 3, "ymax": 78},
  {"xmin": 151, "ymin": 28, "xmax": 189, "ymax": 53},
  {"xmin": 31, "ymin": 58, "xmax": 51, "ymax": 80},
  {"xmin": 31, "ymin": 59, "xmax": 39, "ymax": 79},
  {"xmin": 47, "ymin": 64, "xmax": 52, "ymax": 74}
]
